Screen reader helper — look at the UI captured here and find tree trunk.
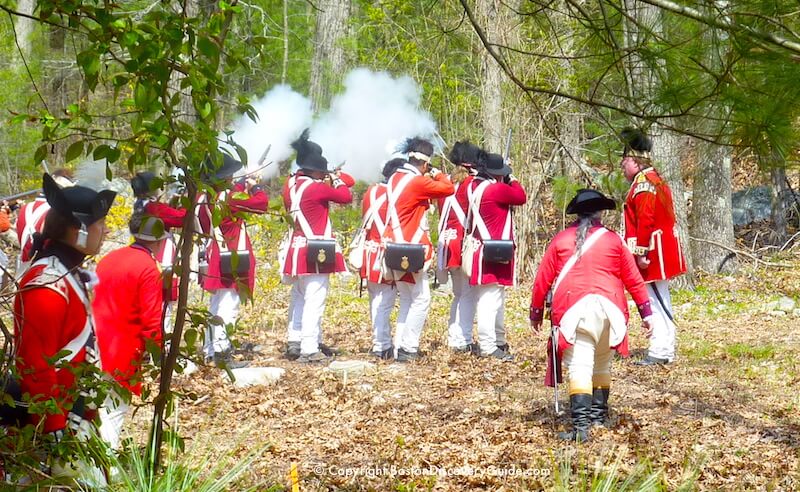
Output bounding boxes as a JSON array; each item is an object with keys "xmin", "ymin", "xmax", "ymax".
[
  {"xmin": 309, "ymin": 0, "xmax": 350, "ymax": 111},
  {"xmin": 623, "ymin": 0, "xmax": 694, "ymax": 286},
  {"xmin": 690, "ymin": 142, "xmax": 736, "ymax": 273},
  {"xmin": 14, "ymin": 0, "xmax": 36, "ymax": 59},
  {"xmin": 770, "ymin": 163, "xmax": 788, "ymax": 242},
  {"xmin": 476, "ymin": 0, "xmax": 504, "ymax": 151}
]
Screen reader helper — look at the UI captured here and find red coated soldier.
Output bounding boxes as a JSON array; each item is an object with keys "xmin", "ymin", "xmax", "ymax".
[
  {"xmin": 13, "ymin": 173, "xmax": 115, "ymax": 481},
  {"xmin": 437, "ymin": 141, "xmax": 481, "ymax": 354},
  {"xmin": 530, "ymin": 189, "xmax": 653, "ymax": 442},
  {"xmin": 282, "ymin": 130, "xmax": 354, "ymax": 363},
  {"xmin": 462, "ymin": 151, "xmax": 527, "ymax": 360},
  {"xmin": 361, "ymin": 158, "xmax": 405, "ymax": 360},
  {"xmin": 196, "ymin": 153, "xmax": 269, "ymax": 367},
  {"xmin": 619, "ymin": 128, "xmax": 686, "ymax": 365}
]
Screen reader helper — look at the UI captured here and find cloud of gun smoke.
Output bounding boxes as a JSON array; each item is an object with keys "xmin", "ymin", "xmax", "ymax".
[
  {"xmin": 221, "ymin": 84, "xmax": 313, "ymax": 179},
  {"xmin": 310, "ymin": 68, "xmax": 439, "ymax": 182}
]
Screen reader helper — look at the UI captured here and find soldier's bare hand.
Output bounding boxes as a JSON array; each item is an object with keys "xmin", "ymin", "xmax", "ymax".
[
  {"xmin": 531, "ymin": 319, "xmax": 542, "ymax": 334},
  {"xmin": 642, "ymin": 316, "xmax": 654, "ymax": 337},
  {"xmin": 636, "ymin": 255, "xmax": 651, "ymax": 270}
]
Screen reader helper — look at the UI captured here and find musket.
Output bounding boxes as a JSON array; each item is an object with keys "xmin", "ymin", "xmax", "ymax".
[
  {"xmin": 504, "ymin": 128, "xmax": 513, "ymax": 161},
  {"xmin": 256, "ymin": 144, "xmax": 271, "ymax": 167},
  {"xmin": 2, "ymin": 189, "xmax": 41, "ymax": 202},
  {"xmin": 546, "ymin": 289, "xmax": 562, "ymax": 416}
]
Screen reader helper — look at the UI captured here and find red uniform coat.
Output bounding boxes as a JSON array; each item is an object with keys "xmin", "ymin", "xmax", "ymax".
[
  {"xmin": 93, "ymin": 244, "xmax": 163, "ymax": 395},
  {"xmin": 384, "ymin": 166, "xmax": 454, "ymax": 283},
  {"xmin": 360, "ymin": 183, "xmax": 390, "ymax": 284},
  {"xmin": 623, "ymin": 167, "xmax": 687, "ymax": 282},
  {"xmin": 530, "ymin": 223, "xmax": 652, "ymax": 361},
  {"xmin": 465, "ymin": 178, "xmax": 527, "ymax": 286},
  {"xmin": 16, "ymin": 197, "xmax": 49, "ymax": 265},
  {"xmin": 436, "ymin": 175, "xmax": 472, "ymax": 269},
  {"xmin": 281, "ymin": 172, "xmax": 354, "ymax": 276},
  {"xmin": 198, "ymin": 182, "xmax": 269, "ymax": 294},
  {"xmin": 14, "ymin": 253, "xmax": 95, "ymax": 433}
]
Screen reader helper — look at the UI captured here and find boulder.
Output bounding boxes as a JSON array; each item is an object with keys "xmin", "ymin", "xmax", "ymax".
[{"xmin": 732, "ymin": 186, "xmax": 772, "ymax": 226}]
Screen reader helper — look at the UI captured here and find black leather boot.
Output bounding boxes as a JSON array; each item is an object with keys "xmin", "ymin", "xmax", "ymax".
[
  {"xmin": 589, "ymin": 388, "xmax": 610, "ymax": 427},
  {"xmin": 557, "ymin": 393, "xmax": 592, "ymax": 442}
]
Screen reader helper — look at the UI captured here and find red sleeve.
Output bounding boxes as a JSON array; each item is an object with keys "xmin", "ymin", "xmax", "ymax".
[
  {"xmin": 494, "ymin": 181, "xmax": 527, "ymax": 206},
  {"xmin": 230, "ymin": 189, "xmax": 269, "ymax": 215},
  {"xmin": 630, "ymin": 189, "xmax": 657, "ymax": 252},
  {"xmin": 530, "ymin": 238, "xmax": 560, "ymax": 321},
  {"xmin": 0, "ymin": 211, "xmax": 10, "ymax": 233},
  {"xmin": 145, "ymin": 201, "xmax": 186, "ymax": 228},
  {"xmin": 619, "ymin": 241, "xmax": 652, "ymax": 316},
  {"xmin": 138, "ymin": 263, "xmax": 164, "ymax": 351},
  {"xmin": 417, "ymin": 174, "xmax": 455, "ymax": 200},
  {"xmin": 16, "ymin": 288, "xmax": 70, "ymax": 432},
  {"xmin": 317, "ymin": 181, "xmax": 353, "ymax": 205},
  {"xmin": 338, "ymin": 172, "xmax": 355, "ymax": 187}
]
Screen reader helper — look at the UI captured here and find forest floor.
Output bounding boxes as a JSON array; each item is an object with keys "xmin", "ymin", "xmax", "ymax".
[{"xmin": 127, "ymin": 258, "xmax": 800, "ymax": 491}]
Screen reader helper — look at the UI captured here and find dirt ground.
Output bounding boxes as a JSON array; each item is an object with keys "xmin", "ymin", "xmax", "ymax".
[{"xmin": 127, "ymin": 263, "xmax": 800, "ymax": 491}]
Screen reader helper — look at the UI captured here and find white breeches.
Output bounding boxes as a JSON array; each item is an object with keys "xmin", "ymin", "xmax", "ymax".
[
  {"xmin": 475, "ymin": 283, "xmax": 506, "ymax": 354},
  {"xmin": 562, "ymin": 298, "xmax": 613, "ymax": 395},
  {"xmin": 205, "ymin": 288, "xmax": 239, "ymax": 357},
  {"xmin": 287, "ymin": 274, "xmax": 330, "ymax": 355},
  {"xmin": 394, "ymin": 273, "xmax": 431, "ymax": 353},
  {"xmin": 647, "ymin": 280, "xmax": 676, "ymax": 361},
  {"xmin": 369, "ymin": 281, "xmax": 396, "ymax": 352},
  {"xmin": 447, "ymin": 268, "xmax": 477, "ymax": 348}
]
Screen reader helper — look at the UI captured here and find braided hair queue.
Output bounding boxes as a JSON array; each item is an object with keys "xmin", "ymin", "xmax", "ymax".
[{"xmin": 575, "ymin": 211, "xmax": 601, "ymax": 258}]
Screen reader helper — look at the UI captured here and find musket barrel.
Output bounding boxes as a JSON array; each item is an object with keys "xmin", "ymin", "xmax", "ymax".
[{"xmin": 2, "ymin": 189, "xmax": 41, "ymax": 202}]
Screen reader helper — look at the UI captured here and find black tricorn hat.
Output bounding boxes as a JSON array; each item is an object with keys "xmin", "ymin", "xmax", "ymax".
[
  {"xmin": 130, "ymin": 171, "xmax": 157, "ymax": 197},
  {"xmin": 620, "ymin": 127, "xmax": 652, "ymax": 159},
  {"xmin": 449, "ymin": 141, "xmax": 481, "ymax": 168},
  {"xmin": 478, "ymin": 151, "xmax": 511, "ymax": 176},
  {"xmin": 565, "ymin": 189, "xmax": 616, "ymax": 215},
  {"xmin": 42, "ymin": 173, "xmax": 116, "ymax": 227},
  {"xmin": 292, "ymin": 128, "xmax": 329, "ymax": 173},
  {"xmin": 201, "ymin": 152, "xmax": 244, "ymax": 182}
]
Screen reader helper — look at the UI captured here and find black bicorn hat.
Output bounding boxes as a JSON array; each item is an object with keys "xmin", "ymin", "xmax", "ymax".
[
  {"xmin": 478, "ymin": 150, "xmax": 511, "ymax": 176},
  {"xmin": 449, "ymin": 140, "xmax": 481, "ymax": 168},
  {"xmin": 620, "ymin": 127, "xmax": 652, "ymax": 160},
  {"xmin": 42, "ymin": 173, "xmax": 116, "ymax": 227},
  {"xmin": 292, "ymin": 128, "xmax": 329, "ymax": 173},
  {"xmin": 201, "ymin": 151, "xmax": 244, "ymax": 182},
  {"xmin": 130, "ymin": 171, "xmax": 157, "ymax": 197},
  {"xmin": 565, "ymin": 188, "xmax": 617, "ymax": 215}
]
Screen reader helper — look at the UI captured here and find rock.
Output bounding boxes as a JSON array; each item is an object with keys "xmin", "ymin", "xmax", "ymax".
[
  {"xmin": 732, "ymin": 186, "xmax": 772, "ymax": 226},
  {"xmin": 371, "ymin": 394, "xmax": 386, "ymax": 405},
  {"xmin": 766, "ymin": 310, "xmax": 787, "ymax": 317},
  {"xmin": 792, "ymin": 309, "xmax": 800, "ymax": 318},
  {"xmin": 229, "ymin": 367, "xmax": 285, "ymax": 387},
  {"xmin": 325, "ymin": 360, "xmax": 376, "ymax": 379},
  {"xmin": 764, "ymin": 296, "xmax": 796, "ymax": 313}
]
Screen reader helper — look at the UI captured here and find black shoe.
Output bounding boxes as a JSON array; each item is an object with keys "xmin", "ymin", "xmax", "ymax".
[
  {"xmin": 450, "ymin": 344, "xmax": 474, "ymax": 354},
  {"xmin": 319, "ymin": 343, "xmax": 340, "ymax": 357},
  {"xmin": 297, "ymin": 352, "xmax": 330, "ymax": 364},
  {"xmin": 589, "ymin": 388, "xmax": 610, "ymax": 427},
  {"xmin": 481, "ymin": 348, "xmax": 514, "ymax": 361},
  {"xmin": 634, "ymin": 355, "xmax": 669, "ymax": 366},
  {"xmin": 371, "ymin": 347, "xmax": 394, "ymax": 360},
  {"xmin": 213, "ymin": 351, "xmax": 250, "ymax": 369},
  {"xmin": 286, "ymin": 342, "xmax": 301, "ymax": 361},
  {"xmin": 396, "ymin": 348, "xmax": 420, "ymax": 363},
  {"xmin": 557, "ymin": 393, "xmax": 592, "ymax": 442},
  {"xmin": 497, "ymin": 343, "xmax": 509, "ymax": 352}
]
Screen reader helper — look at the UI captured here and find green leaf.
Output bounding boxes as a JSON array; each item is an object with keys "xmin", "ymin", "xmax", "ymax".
[
  {"xmin": 33, "ymin": 144, "xmax": 47, "ymax": 165},
  {"xmin": 65, "ymin": 141, "xmax": 83, "ymax": 163}
]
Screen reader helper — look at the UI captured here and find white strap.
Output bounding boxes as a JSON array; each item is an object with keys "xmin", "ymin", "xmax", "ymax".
[
  {"xmin": 385, "ymin": 172, "xmax": 417, "ymax": 243},
  {"xmin": 363, "ymin": 185, "xmax": 387, "ymax": 236},
  {"xmin": 289, "ymin": 175, "xmax": 331, "ymax": 239},
  {"xmin": 552, "ymin": 228, "xmax": 611, "ymax": 296},
  {"xmin": 438, "ymin": 183, "xmax": 466, "ymax": 237},
  {"xmin": 466, "ymin": 180, "xmax": 492, "ymax": 239},
  {"xmin": 29, "ymin": 257, "xmax": 94, "ymax": 366},
  {"xmin": 21, "ymin": 201, "xmax": 49, "ymax": 253}
]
